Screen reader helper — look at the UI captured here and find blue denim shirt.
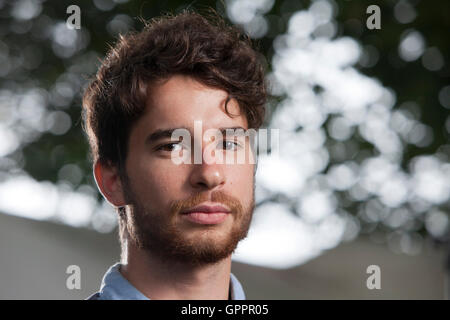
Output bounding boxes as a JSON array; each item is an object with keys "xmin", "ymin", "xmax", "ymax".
[{"xmin": 86, "ymin": 262, "xmax": 246, "ymax": 300}]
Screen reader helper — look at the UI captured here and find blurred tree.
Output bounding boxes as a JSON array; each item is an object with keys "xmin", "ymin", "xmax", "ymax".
[{"xmin": 0, "ymin": 0, "xmax": 448, "ymax": 257}]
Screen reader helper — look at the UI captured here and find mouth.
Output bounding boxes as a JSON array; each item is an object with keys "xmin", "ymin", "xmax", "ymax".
[{"xmin": 181, "ymin": 203, "xmax": 231, "ymax": 225}]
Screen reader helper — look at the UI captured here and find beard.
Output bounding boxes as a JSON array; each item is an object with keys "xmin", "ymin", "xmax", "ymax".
[{"xmin": 120, "ymin": 175, "xmax": 255, "ymax": 266}]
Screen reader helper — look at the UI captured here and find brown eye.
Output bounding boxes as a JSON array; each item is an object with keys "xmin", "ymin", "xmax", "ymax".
[{"xmin": 157, "ymin": 142, "xmax": 183, "ymax": 152}]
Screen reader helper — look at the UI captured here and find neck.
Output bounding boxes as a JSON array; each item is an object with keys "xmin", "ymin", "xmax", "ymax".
[{"xmin": 120, "ymin": 241, "xmax": 232, "ymax": 300}]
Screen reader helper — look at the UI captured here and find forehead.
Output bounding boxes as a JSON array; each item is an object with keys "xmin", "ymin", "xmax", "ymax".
[{"xmin": 138, "ymin": 74, "xmax": 248, "ymax": 132}]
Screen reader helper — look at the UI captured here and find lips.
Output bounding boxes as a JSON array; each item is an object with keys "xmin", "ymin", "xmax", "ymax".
[
  {"xmin": 181, "ymin": 203, "xmax": 231, "ymax": 225},
  {"xmin": 181, "ymin": 204, "xmax": 231, "ymax": 215}
]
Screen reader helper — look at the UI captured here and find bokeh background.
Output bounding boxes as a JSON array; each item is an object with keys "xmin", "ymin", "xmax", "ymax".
[{"xmin": 0, "ymin": 0, "xmax": 448, "ymax": 299}]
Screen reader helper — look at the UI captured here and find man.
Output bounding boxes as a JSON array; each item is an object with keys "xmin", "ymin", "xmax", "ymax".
[{"xmin": 82, "ymin": 9, "xmax": 267, "ymax": 300}]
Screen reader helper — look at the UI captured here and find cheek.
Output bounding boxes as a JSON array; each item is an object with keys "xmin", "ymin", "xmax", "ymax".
[
  {"xmin": 228, "ymin": 164, "xmax": 254, "ymax": 191},
  {"xmin": 128, "ymin": 157, "xmax": 184, "ymax": 200}
]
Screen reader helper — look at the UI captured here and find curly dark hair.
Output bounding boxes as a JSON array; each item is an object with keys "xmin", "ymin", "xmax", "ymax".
[{"xmin": 82, "ymin": 9, "xmax": 268, "ymax": 172}]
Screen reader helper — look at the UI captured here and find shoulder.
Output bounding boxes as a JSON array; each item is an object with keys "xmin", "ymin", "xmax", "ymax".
[{"xmin": 85, "ymin": 292, "xmax": 101, "ymax": 300}]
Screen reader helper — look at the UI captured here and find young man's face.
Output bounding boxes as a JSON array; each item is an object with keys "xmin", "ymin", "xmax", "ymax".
[{"xmin": 120, "ymin": 74, "xmax": 256, "ymax": 265}]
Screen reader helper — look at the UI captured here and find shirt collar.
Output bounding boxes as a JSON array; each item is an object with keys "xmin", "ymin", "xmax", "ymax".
[{"xmin": 97, "ymin": 262, "xmax": 246, "ymax": 300}]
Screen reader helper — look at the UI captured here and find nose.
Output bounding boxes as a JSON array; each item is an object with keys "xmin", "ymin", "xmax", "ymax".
[{"xmin": 189, "ymin": 162, "xmax": 226, "ymax": 191}]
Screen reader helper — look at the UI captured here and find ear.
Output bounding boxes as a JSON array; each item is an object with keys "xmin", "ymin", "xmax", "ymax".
[{"xmin": 93, "ymin": 160, "xmax": 126, "ymax": 207}]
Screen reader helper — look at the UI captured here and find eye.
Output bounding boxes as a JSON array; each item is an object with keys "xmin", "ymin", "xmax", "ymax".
[
  {"xmin": 156, "ymin": 142, "xmax": 183, "ymax": 152},
  {"xmin": 220, "ymin": 140, "xmax": 241, "ymax": 151}
]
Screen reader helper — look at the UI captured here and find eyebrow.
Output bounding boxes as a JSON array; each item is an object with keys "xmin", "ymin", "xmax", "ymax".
[
  {"xmin": 145, "ymin": 126, "xmax": 248, "ymax": 145},
  {"xmin": 220, "ymin": 127, "xmax": 248, "ymax": 137},
  {"xmin": 145, "ymin": 128, "xmax": 187, "ymax": 145}
]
